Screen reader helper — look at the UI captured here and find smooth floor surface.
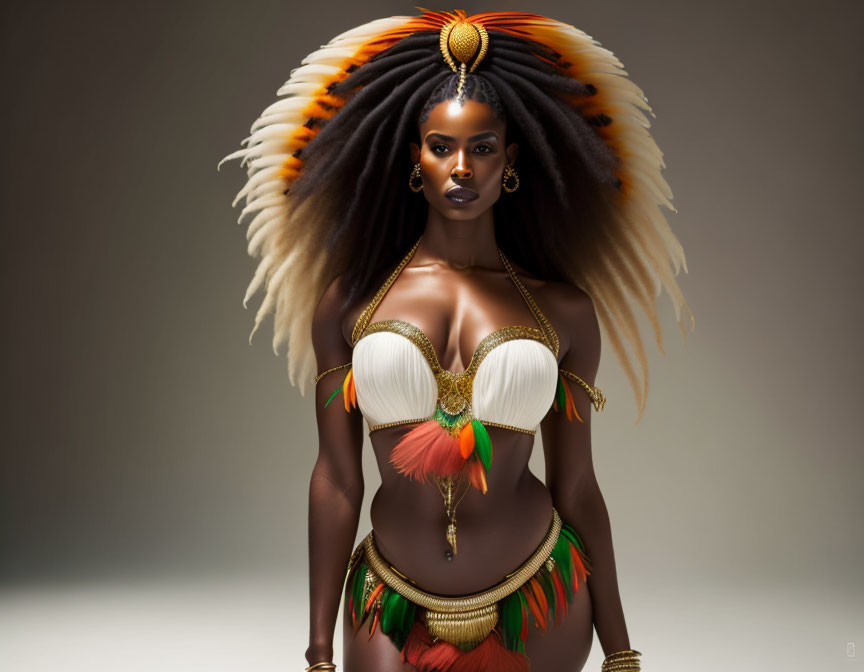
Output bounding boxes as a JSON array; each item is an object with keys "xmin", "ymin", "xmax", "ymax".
[{"xmin": 1, "ymin": 573, "xmax": 859, "ymax": 672}]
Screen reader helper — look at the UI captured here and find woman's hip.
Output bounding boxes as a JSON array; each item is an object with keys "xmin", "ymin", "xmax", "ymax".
[{"xmin": 343, "ymin": 506, "xmax": 592, "ymax": 672}]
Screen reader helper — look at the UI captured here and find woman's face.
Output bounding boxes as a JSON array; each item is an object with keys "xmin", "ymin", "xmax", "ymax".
[{"xmin": 409, "ymin": 99, "xmax": 518, "ymax": 220}]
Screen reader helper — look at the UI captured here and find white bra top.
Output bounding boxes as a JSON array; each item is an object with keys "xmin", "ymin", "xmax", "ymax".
[
  {"xmin": 352, "ymin": 320, "xmax": 559, "ymax": 432},
  {"xmin": 347, "ymin": 241, "xmax": 564, "ymax": 434}
]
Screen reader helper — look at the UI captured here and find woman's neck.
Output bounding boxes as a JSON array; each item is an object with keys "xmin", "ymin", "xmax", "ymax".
[{"xmin": 417, "ymin": 208, "xmax": 501, "ymax": 270}]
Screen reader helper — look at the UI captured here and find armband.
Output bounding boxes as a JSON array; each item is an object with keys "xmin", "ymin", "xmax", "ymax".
[
  {"xmin": 552, "ymin": 369, "xmax": 606, "ymax": 422},
  {"xmin": 315, "ymin": 363, "xmax": 356, "ymax": 412}
]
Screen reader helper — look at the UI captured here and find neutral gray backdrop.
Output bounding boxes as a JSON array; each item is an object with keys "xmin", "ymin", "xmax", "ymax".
[{"xmin": 1, "ymin": 1, "xmax": 861, "ymax": 670}]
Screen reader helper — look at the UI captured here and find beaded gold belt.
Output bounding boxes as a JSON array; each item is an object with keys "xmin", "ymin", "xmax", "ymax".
[{"xmin": 353, "ymin": 507, "xmax": 562, "ymax": 650}]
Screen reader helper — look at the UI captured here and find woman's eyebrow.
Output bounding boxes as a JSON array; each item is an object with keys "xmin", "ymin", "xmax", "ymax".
[{"xmin": 425, "ymin": 131, "xmax": 499, "ymax": 142}]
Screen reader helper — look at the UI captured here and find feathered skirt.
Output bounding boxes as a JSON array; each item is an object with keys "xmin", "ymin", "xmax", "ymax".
[{"xmin": 343, "ymin": 506, "xmax": 591, "ymax": 672}]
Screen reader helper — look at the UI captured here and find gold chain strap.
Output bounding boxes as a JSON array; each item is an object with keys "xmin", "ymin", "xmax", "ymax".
[
  {"xmin": 350, "ymin": 237, "xmax": 423, "ymax": 346},
  {"xmin": 497, "ymin": 249, "xmax": 560, "ymax": 359}
]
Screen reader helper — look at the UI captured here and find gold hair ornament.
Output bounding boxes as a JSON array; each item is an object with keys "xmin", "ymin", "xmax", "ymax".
[{"xmin": 439, "ymin": 18, "xmax": 489, "ymax": 102}]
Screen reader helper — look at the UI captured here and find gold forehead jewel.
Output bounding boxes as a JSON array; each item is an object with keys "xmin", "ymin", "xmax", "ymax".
[
  {"xmin": 438, "ymin": 20, "xmax": 489, "ymax": 102},
  {"xmin": 439, "ymin": 20, "xmax": 489, "ymax": 72}
]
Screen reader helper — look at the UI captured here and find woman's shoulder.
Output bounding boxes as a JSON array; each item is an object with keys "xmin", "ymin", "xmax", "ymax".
[
  {"xmin": 312, "ymin": 274, "xmax": 356, "ymax": 352},
  {"xmin": 511, "ymin": 266, "xmax": 599, "ymax": 356},
  {"xmin": 510, "ymin": 263, "xmax": 594, "ymax": 322}
]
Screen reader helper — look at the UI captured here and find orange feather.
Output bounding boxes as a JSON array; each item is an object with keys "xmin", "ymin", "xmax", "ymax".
[
  {"xmin": 342, "ymin": 369, "xmax": 354, "ymax": 412},
  {"xmin": 522, "ymin": 584, "xmax": 546, "ymax": 629},
  {"xmin": 368, "ymin": 602, "xmax": 381, "ymax": 639},
  {"xmin": 348, "ymin": 371, "xmax": 357, "ymax": 408},
  {"xmin": 528, "ymin": 577, "xmax": 549, "ymax": 629},
  {"xmin": 364, "ymin": 582, "xmax": 384, "ymax": 612},
  {"xmin": 459, "ymin": 421, "xmax": 475, "ymax": 459}
]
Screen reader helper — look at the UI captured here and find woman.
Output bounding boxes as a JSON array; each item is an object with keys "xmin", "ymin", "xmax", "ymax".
[{"xmin": 222, "ymin": 9, "xmax": 692, "ymax": 672}]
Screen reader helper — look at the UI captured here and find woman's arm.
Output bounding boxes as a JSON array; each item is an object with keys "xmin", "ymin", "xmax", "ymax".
[
  {"xmin": 305, "ymin": 276, "xmax": 365, "ymax": 666},
  {"xmin": 540, "ymin": 287, "xmax": 631, "ymax": 657}
]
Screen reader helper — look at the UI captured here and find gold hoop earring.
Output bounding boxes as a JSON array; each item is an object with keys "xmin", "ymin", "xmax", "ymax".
[
  {"xmin": 409, "ymin": 162, "xmax": 423, "ymax": 192},
  {"xmin": 502, "ymin": 163, "xmax": 519, "ymax": 193}
]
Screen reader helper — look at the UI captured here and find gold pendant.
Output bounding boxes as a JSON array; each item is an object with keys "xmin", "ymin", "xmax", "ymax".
[
  {"xmin": 436, "ymin": 474, "xmax": 460, "ymax": 559},
  {"xmin": 446, "ymin": 521, "xmax": 458, "ymax": 556}
]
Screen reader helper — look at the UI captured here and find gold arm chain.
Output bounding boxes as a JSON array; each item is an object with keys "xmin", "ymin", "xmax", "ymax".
[
  {"xmin": 560, "ymin": 369, "xmax": 607, "ymax": 412},
  {"xmin": 497, "ymin": 249, "xmax": 560, "ymax": 359},
  {"xmin": 313, "ymin": 362, "xmax": 351, "ymax": 385}
]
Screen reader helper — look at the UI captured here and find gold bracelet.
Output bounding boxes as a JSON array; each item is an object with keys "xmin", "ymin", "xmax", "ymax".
[
  {"xmin": 602, "ymin": 663, "xmax": 640, "ymax": 672},
  {"xmin": 601, "ymin": 648, "xmax": 642, "ymax": 671},
  {"xmin": 305, "ymin": 662, "xmax": 336, "ymax": 671}
]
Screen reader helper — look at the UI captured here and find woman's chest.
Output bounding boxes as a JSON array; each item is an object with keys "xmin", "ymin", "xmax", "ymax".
[{"xmin": 351, "ymin": 328, "xmax": 559, "ymax": 429}]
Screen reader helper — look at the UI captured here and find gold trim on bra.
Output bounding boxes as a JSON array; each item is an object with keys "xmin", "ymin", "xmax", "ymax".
[
  {"xmin": 357, "ymin": 319, "xmax": 551, "ymax": 416},
  {"xmin": 367, "ymin": 417, "xmax": 537, "ymax": 436}
]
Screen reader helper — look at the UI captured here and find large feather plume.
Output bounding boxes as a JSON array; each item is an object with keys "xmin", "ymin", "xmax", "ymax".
[{"xmin": 220, "ymin": 8, "xmax": 693, "ymax": 415}]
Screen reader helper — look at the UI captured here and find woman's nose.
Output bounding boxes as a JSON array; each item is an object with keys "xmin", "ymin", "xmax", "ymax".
[{"xmin": 451, "ymin": 149, "xmax": 473, "ymax": 180}]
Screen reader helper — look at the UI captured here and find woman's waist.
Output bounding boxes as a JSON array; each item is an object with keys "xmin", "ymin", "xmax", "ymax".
[{"xmin": 368, "ymin": 474, "xmax": 554, "ymax": 595}]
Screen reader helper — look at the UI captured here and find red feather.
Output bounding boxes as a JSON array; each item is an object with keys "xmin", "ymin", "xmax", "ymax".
[
  {"xmin": 401, "ymin": 620, "xmax": 434, "ymax": 665},
  {"xmin": 550, "ymin": 569, "xmax": 568, "ymax": 623},
  {"xmin": 449, "ymin": 630, "xmax": 530, "ymax": 672},
  {"xmin": 389, "ymin": 420, "xmax": 465, "ymax": 482},
  {"xmin": 519, "ymin": 598, "xmax": 528, "ymax": 642},
  {"xmin": 416, "ymin": 641, "xmax": 463, "ymax": 672},
  {"xmin": 570, "ymin": 544, "xmax": 591, "ymax": 585},
  {"xmin": 401, "ymin": 620, "xmax": 531, "ymax": 672}
]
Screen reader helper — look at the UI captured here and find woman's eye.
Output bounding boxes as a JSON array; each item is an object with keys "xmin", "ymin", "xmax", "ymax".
[
  {"xmin": 431, "ymin": 144, "xmax": 449, "ymax": 154},
  {"xmin": 475, "ymin": 143, "xmax": 494, "ymax": 154}
]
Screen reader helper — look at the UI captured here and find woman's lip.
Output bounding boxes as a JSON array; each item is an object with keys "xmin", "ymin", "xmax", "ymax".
[{"xmin": 445, "ymin": 186, "xmax": 479, "ymax": 202}]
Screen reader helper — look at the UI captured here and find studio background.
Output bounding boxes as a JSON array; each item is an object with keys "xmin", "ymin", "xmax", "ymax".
[{"xmin": 1, "ymin": 1, "xmax": 861, "ymax": 670}]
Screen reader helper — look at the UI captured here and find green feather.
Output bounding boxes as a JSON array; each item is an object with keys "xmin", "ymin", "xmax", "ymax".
[
  {"xmin": 560, "ymin": 524, "xmax": 588, "ymax": 554},
  {"xmin": 500, "ymin": 591, "xmax": 525, "ymax": 652},
  {"xmin": 351, "ymin": 562, "xmax": 367, "ymax": 623},
  {"xmin": 550, "ymin": 537, "xmax": 574, "ymax": 597},
  {"xmin": 380, "ymin": 588, "xmax": 416, "ymax": 650},
  {"xmin": 472, "ymin": 419, "xmax": 492, "ymax": 472},
  {"xmin": 537, "ymin": 568, "xmax": 556, "ymax": 621},
  {"xmin": 555, "ymin": 375, "xmax": 566, "ymax": 412},
  {"xmin": 324, "ymin": 378, "xmax": 344, "ymax": 408}
]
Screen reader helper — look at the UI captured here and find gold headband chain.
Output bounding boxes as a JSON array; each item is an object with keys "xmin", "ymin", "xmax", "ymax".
[{"xmin": 439, "ymin": 19, "xmax": 490, "ymax": 101}]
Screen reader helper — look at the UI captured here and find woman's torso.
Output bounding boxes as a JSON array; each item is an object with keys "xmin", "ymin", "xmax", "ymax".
[{"xmin": 343, "ymin": 242, "xmax": 562, "ymax": 595}]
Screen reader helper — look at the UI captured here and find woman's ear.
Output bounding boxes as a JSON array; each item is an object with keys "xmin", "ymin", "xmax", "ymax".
[
  {"xmin": 506, "ymin": 142, "xmax": 518, "ymax": 165},
  {"xmin": 409, "ymin": 142, "xmax": 420, "ymax": 164}
]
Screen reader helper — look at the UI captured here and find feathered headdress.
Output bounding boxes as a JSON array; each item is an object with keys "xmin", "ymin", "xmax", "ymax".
[{"xmin": 220, "ymin": 7, "xmax": 693, "ymax": 416}]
